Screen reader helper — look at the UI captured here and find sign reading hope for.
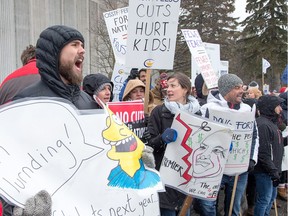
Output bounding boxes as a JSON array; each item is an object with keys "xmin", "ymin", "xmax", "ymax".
[
  {"xmin": 126, "ymin": 0, "xmax": 181, "ymax": 69},
  {"xmin": 0, "ymin": 98, "xmax": 163, "ymax": 215}
]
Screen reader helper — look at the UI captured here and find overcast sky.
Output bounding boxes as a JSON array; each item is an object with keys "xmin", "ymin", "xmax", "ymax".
[{"xmin": 233, "ymin": 0, "xmax": 249, "ymax": 21}]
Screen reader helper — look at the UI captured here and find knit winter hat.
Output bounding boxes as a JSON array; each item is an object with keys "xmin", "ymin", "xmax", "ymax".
[
  {"xmin": 83, "ymin": 73, "xmax": 114, "ymax": 101},
  {"xmin": 218, "ymin": 74, "xmax": 243, "ymax": 96},
  {"xmin": 122, "ymin": 79, "xmax": 145, "ymax": 101},
  {"xmin": 36, "ymin": 25, "xmax": 84, "ymax": 73}
]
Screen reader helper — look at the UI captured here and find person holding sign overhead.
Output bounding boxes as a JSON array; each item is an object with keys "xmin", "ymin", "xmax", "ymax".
[
  {"xmin": 195, "ymin": 74, "xmax": 259, "ymax": 216},
  {"xmin": 146, "ymin": 72, "xmax": 200, "ymax": 216}
]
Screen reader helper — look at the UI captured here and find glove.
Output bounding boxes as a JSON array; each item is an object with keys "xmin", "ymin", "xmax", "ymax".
[
  {"xmin": 141, "ymin": 146, "xmax": 156, "ymax": 168},
  {"xmin": 272, "ymin": 177, "xmax": 280, "ymax": 187},
  {"xmin": 271, "ymin": 172, "xmax": 280, "ymax": 187},
  {"xmin": 161, "ymin": 128, "xmax": 177, "ymax": 144},
  {"xmin": 247, "ymin": 159, "xmax": 255, "ymax": 173},
  {"xmin": 13, "ymin": 190, "xmax": 52, "ymax": 216},
  {"xmin": 142, "ymin": 129, "xmax": 151, "ymax": 143},
  {"xmin": 144, "ymin": 114, "xmax": 149, "ymax": 126}
]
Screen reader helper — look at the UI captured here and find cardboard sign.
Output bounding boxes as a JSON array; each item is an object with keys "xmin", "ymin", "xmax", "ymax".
[
  {"xmin": 107, "ymin": 100, "xmax": 146, "ymax": 139},
  {"xmin": 0, "ymin": 98, "xmax": 163, "ymax": 215},
  {"xmin": 126, "ymin": 0, "xmax": 181, "ymax": 69},
  {"xmin": 181, "ymin": 29, "xmax": 218, "ymax": 89},
  {"xmin": 160, "ymin": 111, "xmax": 232, "ymax": 201},
  {"xmin": 103, "ymin": 7, "xmax": 129, "ymax": 65},
  {"xmin": 207, "ymin": 106, "xmax": 256, "ymax": 175}
]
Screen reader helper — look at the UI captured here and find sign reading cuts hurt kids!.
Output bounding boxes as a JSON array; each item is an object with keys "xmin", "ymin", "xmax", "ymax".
[{"xmin": 126, "ymin": 0, "xmax": 181, "ymax": 69}]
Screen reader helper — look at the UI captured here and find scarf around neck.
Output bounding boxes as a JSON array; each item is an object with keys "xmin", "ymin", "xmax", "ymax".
[{"xmin": 164, "ymin": 95, "xmax": 200, "ymax": 114}]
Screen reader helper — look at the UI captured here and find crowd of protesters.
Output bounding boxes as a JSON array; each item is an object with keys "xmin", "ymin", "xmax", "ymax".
[{"xmin": 0, "ymin": 25, "xmax": 287, "ymax": 216}]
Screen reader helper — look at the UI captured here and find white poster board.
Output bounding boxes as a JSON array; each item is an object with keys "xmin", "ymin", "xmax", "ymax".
[
  {"xmin": 103, "ymin": 7, "xmax": 129, "ymax": 65},
  {"xmin": 126, "ymin": 0, "xmax": 181, "ymax": 69},
  {"xmin": 160, "ymin": 111, "xmax": 232, "ymax": 201},
  {"xmin": 181, "ymin": 29, "xmax": 218, "ymax": 89},
  {"xmin": 191, "ymin": 42, "xmax": 221, "ymax": 85},
  {"xmin": 110, "ymin": 62, "xmax": 130, "ymax": 101},
  {"xmin": 220, "ymin": 60, "xmax": 229, "ymax": 76},
  {"xmin": 207, "ymin": 106, "xmax": 256, "ymax": 175},
  {"xmin": 0, "ymin": 99, "xmax": 163, "ymax": 215}
]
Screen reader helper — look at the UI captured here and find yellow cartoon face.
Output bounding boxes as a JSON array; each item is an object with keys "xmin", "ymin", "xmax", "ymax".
[{"xmin": 102, "ymin": 109, "xmax": 144, "ymax": 176}]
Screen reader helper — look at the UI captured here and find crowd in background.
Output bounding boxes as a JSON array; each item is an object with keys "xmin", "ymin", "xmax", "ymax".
[{"xmin": 0, "ymin": 25, "xmax": 287, "ymax": 216}]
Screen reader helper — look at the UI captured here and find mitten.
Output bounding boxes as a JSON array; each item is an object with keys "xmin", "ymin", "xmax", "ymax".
[
  {"xmin": 161, "ymin": 128, "xmax": 177, "ymax": 144},
  {"xmin": 141, "ymin": 146, "xmax": 155, "ymax": 168},
  {"xmin": 247, "ymin": 159, "xmax": 255, "ymax": 173},
  {"xmin": 13, "ymin": 190, "xmax": 52, "ymax": 216}
]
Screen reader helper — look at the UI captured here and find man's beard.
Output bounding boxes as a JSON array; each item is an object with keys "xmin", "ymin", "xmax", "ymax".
[{"xmin": 59, "ymin": 61, "xmax": 83, "ymax": 85}]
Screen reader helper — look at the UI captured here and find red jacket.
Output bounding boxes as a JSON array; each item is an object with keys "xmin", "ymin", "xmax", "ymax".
[{"xmin": 0, "ymin": 59, "xmax": 40, "ymax": 105}]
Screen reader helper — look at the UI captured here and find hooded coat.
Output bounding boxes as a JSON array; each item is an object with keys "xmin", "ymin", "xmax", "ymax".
[
  {"xmin": 254, "ymin": 95, "xmax": 284, "ymax": 177},
  {"xmin": 82, "ymin": 73, "xmax": 114, "ymax": 108},
  {"xmin": 13, "ymin": 25, "xmax": 97, "ymax": 110}
]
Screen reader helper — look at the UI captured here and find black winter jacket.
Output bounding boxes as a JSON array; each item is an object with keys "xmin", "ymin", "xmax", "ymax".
[
  {"xmin": 13, "ymin": 25, "xmax": 97, "ymax": 110},
  {"xmin": 254, "ymin": 115, "xmax": 284, "ymax": 178},
  {"xmin": 147, "ymin": 104, "xmax": 187, "ymax": 211}
]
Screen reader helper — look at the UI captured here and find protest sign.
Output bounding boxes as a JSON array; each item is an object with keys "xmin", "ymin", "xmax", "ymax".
[
  {"xmin": 207, "ymin": 105, "xmax": 256, "ymax": 175},
  {"xmin": 191, "ymin": 42, "xmax": 221, "ymax": 85},
  {"xmin": 110, "ymin": 63, "xmax": 130, "ymax": 101},
  {"xmin": 107, "ymin": 100, "xmax": 146, "ymax": 140},
  {"xmin": 160, "ymin": 111, "xmax": 232, "ymax": 201},
  {"xmin": 181, "ymin": 29, "xmax": 218, "ymax": 89},
  {"xmin": 126, "ymin": 0, "xmax": 181, "ymax": 69},
  {"xmin": 103, "ymin": 7, "xmax": 128, "ymax": 65},
  {"xmin": 0, "ymin": 98, "xmax": 162, "ymax": 215}
]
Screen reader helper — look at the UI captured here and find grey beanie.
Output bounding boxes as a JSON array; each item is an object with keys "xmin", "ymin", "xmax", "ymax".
[{"xmin": 218, "ymin": 74, "xmax": 243, "ymax": 96}]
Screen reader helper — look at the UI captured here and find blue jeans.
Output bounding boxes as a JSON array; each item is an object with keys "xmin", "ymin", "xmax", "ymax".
[
  {"xmin": 254, "ymin": 173, "xmax": 277, "ymax": 216},
  {"xmin": 194, "ymin": 172, "xmax": 248, "ymax": 216},
  {"xmin": 160, "ymin": 208, "xmax": 190, "ymax": 216}
]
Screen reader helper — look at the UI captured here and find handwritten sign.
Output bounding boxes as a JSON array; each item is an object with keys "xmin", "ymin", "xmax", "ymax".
[
  {"xmin": 104, "ymin": 7, "xmax": 128, "ymax": 64},
  {"xmin": 0, "ymin": 98, "xmax": 163, "ymax": 215},
  {"xmin": 181, "ymin": 29, "xmax": 218, "ymax": 89},
  {"xmin": 126, "ymin": 0, "xmax": 181, "ymax": 69},
  {"xmin": 110, "ymin": 63, "xmax": 130, "ymax": 101},
  {"xmin": 107, "ymin": 100, "xmax": 146, "ymax": 140},
  {"xmin": 206, "ymin": 105, "xmax": 256, "ymax": 175},
  {"xmin": 160, "ymin": 111, "xmax": 232, "ymax": 201}
]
